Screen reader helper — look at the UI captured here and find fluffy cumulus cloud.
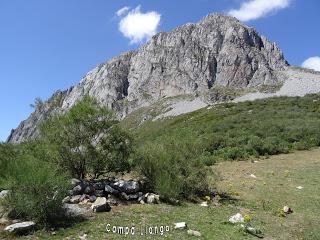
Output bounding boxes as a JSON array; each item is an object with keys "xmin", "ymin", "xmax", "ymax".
[
  {"xmin": 228, "ymin": 0, "xmax": 291, "ymax": 22},
  {"xmin": 302, "ymin": 57, "xmax": 320, "ymax": 72},
  {"xmin": 117, "ymin": 5, "xmax": 161, "ymax": 44}
]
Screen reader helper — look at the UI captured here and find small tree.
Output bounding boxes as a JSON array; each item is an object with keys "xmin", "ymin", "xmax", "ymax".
[{"xmin": 39, "ymin": 96, "xmax": 133, "ymax": 179}]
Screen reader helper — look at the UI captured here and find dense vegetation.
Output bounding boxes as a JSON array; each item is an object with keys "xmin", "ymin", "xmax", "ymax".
[
  {"xmin": 0, "ymin": 97, "xmax": 133, "ymax": 226},
  {"xmin": 127, "ymin": 94, "xmax": 320, "ymax": 166},
  {"xmin": 39, "ymin": 97, "xmax": 133, "ymax": 179},
  {"xmin": 1, "ymin": 93, "xmax": 320, "ymax": 228},
  {"xmin": 0, "ymin": 142, "xmax": 69, "ymax": 226}
]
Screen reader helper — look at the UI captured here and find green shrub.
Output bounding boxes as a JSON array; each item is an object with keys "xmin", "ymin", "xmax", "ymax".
[
  {"xmin": 1, "ymin": 149, "xmax": 69, "ymax": 226},
  {"xmin": 130, "ymin": 94, "xmax": 320, "ymax": 165},
  {"xmin": 39, "ymin": 96, "xmax": 133, "ymax": 179},
  {"xmin": 0, "ymin": 143, "xmax": 18, "ymax": 184},
  {"xmin": 134, "ymin": 139, "xmax": 210, "ymax": 201}
]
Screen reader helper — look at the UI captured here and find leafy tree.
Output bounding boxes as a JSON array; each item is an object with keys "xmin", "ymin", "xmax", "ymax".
[{"xmin": 39, "ymin": 96, "xmax": 133, "ymax": 179}]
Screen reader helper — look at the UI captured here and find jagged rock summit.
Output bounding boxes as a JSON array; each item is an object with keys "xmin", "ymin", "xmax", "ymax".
[{"xmin": 8, "ymin": 13, "xmax": 289, "ymax": 143}]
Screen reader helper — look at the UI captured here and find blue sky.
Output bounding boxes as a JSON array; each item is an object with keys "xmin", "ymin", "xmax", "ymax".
[{"xmin": 0, "ymin": 0, "xmax": 319, "ymax": 141}]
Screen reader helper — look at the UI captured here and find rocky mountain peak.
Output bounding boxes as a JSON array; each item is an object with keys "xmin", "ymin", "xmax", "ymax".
[{"xmin": 7, "ymin": 13, "xmax": 289, "ymax": 143}]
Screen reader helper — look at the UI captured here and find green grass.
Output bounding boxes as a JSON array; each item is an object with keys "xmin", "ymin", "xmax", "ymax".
[
  {"xmin": 2, "ymin": 149, "xmax": 319, "ymax": 239},
  {"xmin": 124, "ymin": 94, "xmax": 320, "ymax": 164},
  {"xmin": 2, "ymin": 94, "xmax": 320, "ymax": 239}
]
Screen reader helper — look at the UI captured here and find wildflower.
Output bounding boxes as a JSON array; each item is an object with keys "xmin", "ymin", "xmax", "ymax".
[{"xmin": 244, "ymin": 214, "xmax": 252, "ymax": 222}]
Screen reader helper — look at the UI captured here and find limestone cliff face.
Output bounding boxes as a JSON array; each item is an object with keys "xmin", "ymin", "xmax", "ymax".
[{"xmin": 7, "ymin": 13, "xmax": 288, "ymax": 143}]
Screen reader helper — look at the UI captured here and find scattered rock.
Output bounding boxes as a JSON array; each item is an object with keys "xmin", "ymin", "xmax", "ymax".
[
  {"xmin": 296, "ymin": 186, "xmax": 304, "ymax": 190},
  {"xmin": 70, "ymin": 195, "xmax": 82, "ymax": 204},
  {"xmin": 107, "ymin": 196, "xmax": 120, "ymax": 206},
  {"xmin": 113, "ymin": 180, "xmax": 141, "ymax": 194},
  {"xmin": 128, "ymin": 192, "xmax": 143, "ymax": 200},
  {"xmin": 0, "ymin": 190, "xmax": 10, "ymax": 199},
  {"xmin": 187, "ymin": 229, "xmax": 201, "ymax": 237},
  {"xmin": 250, "ymin": 174, "xmax": 257, "ymax": 179},
  {"xmin": 89, "ymin": 195, "xmax": 97, "ymax": 203},
  {"xmin": 120, "ymin": 192, "xmax": 130, "ymax": 201},
  {"xmin": 4, "ymin": 221, "xmax": 36, "ymax": 234},
  {"xmin": 92, "ymin": 182, "xmax": 105, "ymax": 190},
  {"xmin": 84, "ymin": 185, "xmax": 94, "ymax": 195},
  {"xmin": 229, "ymin": 213, "xmax": 244, "ymax": 224},
  {"xmin": 200, "ymin": 201, "xmax": 209, "ymax": 207},
  {"xmin": 174, "ymin": 222, "xmax": 187, "ymax": 230},
  {"xmin": 94, "ymin": 190, "xmax": 105, "ymax": 197},
  {"xmin": 72, "ymin": 185, "xmax": 83, "ymax": 195},
  {"xmin": 104, "ymin": 185, "xmax": 119, "ymax": 195},
  {"xmin": 283, "ymin": 206, "xmax": 293, "ymax": 214},
  {"xmin": 145, "ymin": 193, "xmax": 160, "ymax": 204},
  {"xmin": 79, "ymin": 233, "xmax": 88, "ymax": 240},
  {"xmin": 70, "ymin": 178, "xmax": 81, "ymax": 187},
  {"xmin": 241, "ymin": 224, "xmax": 263, "ymax": 238},
  {"xmin": 63, "ymin": 204, "xmax": 88, "ymax": 217},
  {"xmin": 91, "ymin": 197, "xmax": 111, "ymax": 213},
  {"xmin": 62, "ymin": 196, "xmax": 71, "ymax": 204}
]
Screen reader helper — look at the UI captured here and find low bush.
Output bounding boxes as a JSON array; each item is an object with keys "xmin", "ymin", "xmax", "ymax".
[
  {"xmin": 130, "ymin": 94, "xmax": 320, "ymax": 165},
  {"xmin": 134, "ymin": 138, "xmax": 210, "ymax": 201},
  {"xmin": 0, "ymin": 143, "xmax": 69, "ymax": 226}
]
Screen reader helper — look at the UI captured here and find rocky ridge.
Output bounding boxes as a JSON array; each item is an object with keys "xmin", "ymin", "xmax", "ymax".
[{"xmin": 8, "ymin": 13, "xmax": 289, "ymax": 143}]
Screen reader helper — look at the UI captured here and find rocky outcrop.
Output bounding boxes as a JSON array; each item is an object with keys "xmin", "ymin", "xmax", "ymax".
[{"xmin": 7, "ymin": 13, "xmax": 288, "ymax": 143}]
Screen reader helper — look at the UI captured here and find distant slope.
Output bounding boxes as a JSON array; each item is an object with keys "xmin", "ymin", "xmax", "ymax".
[{"xmin": 123, "ymin": 93, "xmax": 320, "ymax": 163}]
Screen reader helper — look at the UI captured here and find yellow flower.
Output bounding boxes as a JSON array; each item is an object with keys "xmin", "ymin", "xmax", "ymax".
[
  {"xmin": 284, "ymin": 170, "xmax": 289, "ymax": 177},
  {"xmin": 204, "ymin": 196, "xmax": 211, "ymax": 202},
  {"xmin": 244, "ymin": 214, "xmax": 252, "ymax": 222}
]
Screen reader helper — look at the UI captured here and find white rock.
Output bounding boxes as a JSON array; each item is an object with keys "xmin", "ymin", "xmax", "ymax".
[
  {"xmin": 145, "ymin": 193, "xmax": 160, "ymax": 204},
  {"xmin": 62, "ymin": 196, "xmax": 71, "ymax": 204},
  {"xmin": 174, "ymin": 222, "xmax": 187, "ymax": 229},
  {"xmin": 4, "ymin": 221, "xmax": 36, "ymax": 234},
  {"xmin": 296, "ymin": 186, "xmax": 304, "ymax": 190},
  {"xmin": 250, "ymin": 174, "xmax": 257, "ymax": 179},
  {"xmin": 200, "ymin": 201, "xmax": 208, "ymax": 207},
  {"xmin": 283, "ymin": 205, "xmax": 293, "ymax": 214},
  {"xmin": 0, "ymin": 190, "xmax": 10, "ymax": 199},
  {"xmin": 187, "ymin": 229, "xmax": 201, "ymax": 237},
  {"xmin": 91, "ymin": 197, "xmax": 111, "ymax": 212},
  {"xmin": 229, "ymin": 213, "xmax": 244, "ymax": 224}
]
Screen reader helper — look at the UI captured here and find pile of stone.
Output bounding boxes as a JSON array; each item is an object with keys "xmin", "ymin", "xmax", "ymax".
[{"xmin": 63, "ymin": 178, "xmax": 159, "ymax": 212}]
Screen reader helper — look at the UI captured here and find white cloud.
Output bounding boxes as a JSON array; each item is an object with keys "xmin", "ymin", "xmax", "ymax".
[
  {"xmin": 117, "ymin": 5, "xmax": 161, "ymax": 44},
  {"xmin": 302, "ymin": 57, "xmax": 320, "ymax": 72},
  {"xmin": 116, "ymin": 6, "xmax": 130, "ymax": 17},
  {"xmin": 228, "ymin": 0, "xmax": 291, "ymax": 22}
]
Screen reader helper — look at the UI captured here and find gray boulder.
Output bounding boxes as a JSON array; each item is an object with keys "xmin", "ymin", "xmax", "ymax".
[
  {"xmin": 4, "ymin": 221, "xmax": 36, "ymax": 234},
  {"xmin": 84, "ymin": 185, "xmax": 94, "ymax": 195},
  {"xmin": 91, "ymin": 197, "xmax": 111, "ymax": 212},
  {"xmin": 104, "ymin": 184, "xmax": 119, "ymax": 194},
  {"xmin": 94, "ymin": 190, "xmax": 105, "ymax": 197},
  {"xmin": 70, "ymin": 195, "xmax": 82, "ymax": 204},
  {"xmin": 72, "ymin": 185, "xmax": 83, "ymax": 195},
  {"xmin": 62, "ymin": 196, "xmax": 71, "ymax": 204},
  {"xmin": 63, "ymin": 204, "xmax": 88, "ymax": 217},
  {"xmin": 70, "ymin": 178, "xmax": 81, "ymax": 187},
  {"xmin": 92, "ymin": 182, "xmax": 105, "ymax": 190},
  {"xmin": 113, "ymin": 180, "xmax": 140, "ymax": 194}
]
